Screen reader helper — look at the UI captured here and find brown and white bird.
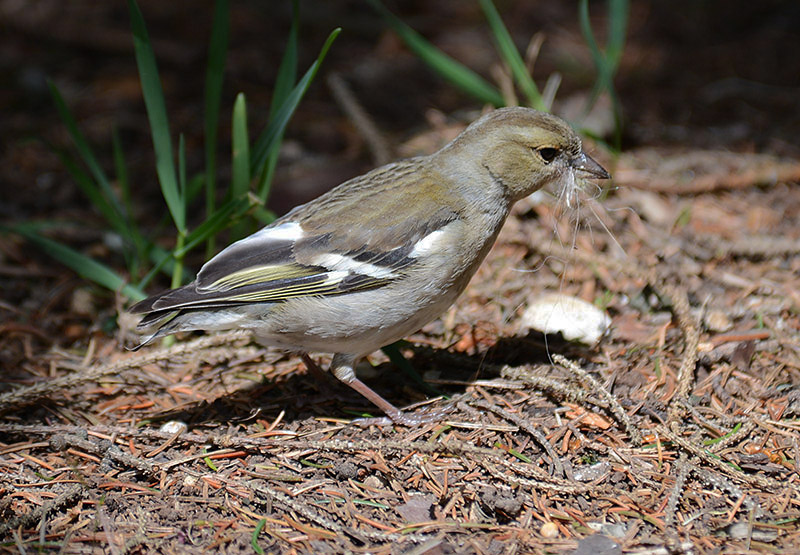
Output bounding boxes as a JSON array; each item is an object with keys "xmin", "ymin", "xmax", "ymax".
[{"xmin": 131, "ymin": 107, "xmax": 610, "ymax": 425}]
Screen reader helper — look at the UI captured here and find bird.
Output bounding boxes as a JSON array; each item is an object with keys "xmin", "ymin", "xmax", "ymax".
[{"xmin": 130, "ymin": 106, "xmax": 610, "ymax": 425}]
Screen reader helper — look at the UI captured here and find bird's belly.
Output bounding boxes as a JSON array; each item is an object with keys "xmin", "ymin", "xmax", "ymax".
[{"xmin": 249, "ymin": 280, "xmax": 463, "ymax": 356}]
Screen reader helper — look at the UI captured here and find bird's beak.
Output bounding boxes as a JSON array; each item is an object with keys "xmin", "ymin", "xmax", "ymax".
[{"xmin": 572, "ymin": 152, "xmax": 610, "ymax": 179}]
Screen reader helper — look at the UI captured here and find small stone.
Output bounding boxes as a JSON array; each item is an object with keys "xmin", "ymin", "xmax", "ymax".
[
  {"xmin": 520, "ymin": 293, "xmax": 611, "ymax": 345},
  {"xmin": 159, "ymin": 421, "xmax": 188, "ymax": 434},
  {"xmin": 540, "ymin": 521, "xmax": 559, "ymax": 538}
]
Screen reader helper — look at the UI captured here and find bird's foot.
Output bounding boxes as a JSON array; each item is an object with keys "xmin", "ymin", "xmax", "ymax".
[{"xmin": 352, "ymin": 402, "xmax": 455, "ymax": 427}]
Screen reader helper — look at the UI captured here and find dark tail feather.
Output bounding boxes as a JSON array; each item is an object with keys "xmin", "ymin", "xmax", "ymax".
[
  {"xmin": 137, "ymin": 309, "xmax": 179, "ymax": 329},
  {"xmin": 130, "ymin": 282, "xmax": 251, "ymax": 315},
  {"xmin": 129, "ymin": 310, "xmax": 181, "ymax": 350},
  {"xmin": 130, "ymin": 283, "xmax": 202, "ymax": 314},
  {"xmin": 129, "ymin": 285, "xmax": 202, "ymax": 349},
  {"xmin": 129, "ymin": 289, "xmax": 173, "ymax": 314}
]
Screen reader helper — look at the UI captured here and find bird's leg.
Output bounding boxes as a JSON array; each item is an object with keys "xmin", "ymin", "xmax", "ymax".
[{"xmin": 329, "ymin": 353, "xmax": 451, "ymax": 426}]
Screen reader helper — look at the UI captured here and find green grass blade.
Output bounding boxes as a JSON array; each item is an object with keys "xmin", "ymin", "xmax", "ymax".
[
  {"xmin": 252, "ymin": 206, "xmax": 277, "ymax": 225},
  {"xmin": 8, "ymin": 224, "xmax": 145, "ymax": 302},
  {"xmin": 137, "ymin": 194, "xmax": 250, "ymax": 288},
  {"xmin": 178, "ymin": 133, "xmax": 187, "ymax": 202},
  {"xmin": 270, "ymin": 0, "xmax": 299, "ymax": 120},
  {"xmin": 579, "ymin": 0, "xmax": 628, "ymax": 92},
  {"xmin": 186, "ymin": 172, "xmax": 206, "ymax": 204},
  {"xmin": 204, "ymin": 0, "xmax": 230, "ymax": 253},
  {"xmin": 580, "ymin": 1, "xmax": 607, "ymax": 109},
  {"xmin": 48, "ymin": 82, "xmax": 127, "ymax": 225},
  {"xmin": 137, "ymin": 244, "xmax": 191, "ymax": 290},
  {"xmin": 578, "ymin": 0, "xmax": 602, "ymax": 67},
  {"xmin": 54, "ymin": 147, "xmax": 149, "ymax": 274},
  {"xmin": 111, "ymin": 127, "xmax": 150, "ymax": 275},
  {"xmin": 256, "ymin": 0, "xmax": 300, "ymax": 200},
  {"xmin": 171, "ymin": 231, "xmax": 186, "ymax": 289},
  {"xmin": 251, "ymin": 28, "xmax": 341, "ymax": 201},
  {"xmin": 606, "ymin": 0, "xmax": 629, "ymax": 68},
  {"xmin": 54, "ymin": 149, "xmax": 123, "ymax": 235},
  {"xmin": 230, "ymin": 93, "xmax": 251, "ymax": 240},
  {"xmin": 172, "ymin": 176, "xmax": 187, "ymax": 289},
  {"xmin": 171, "ymin": 133, "xmax": 188, "ymax": 289},
  {"xmin": 50, "ymin": 136, "xmax": 149, "ymax": 278},
  {"xmin": 578, "ymin": 0, "xmax": 627, "ymax": 149},
  {"xmin": 251, "ymin": 519, "xmax": 267, "ymax": 555},
  {"xmin": 368, "ymin": 0, "xmax": 504, "ymax": 107},
  {"xmin": 478, "ymin": 0, "xmax": 545, "ymax": 110},
  {"xmin": 49, "ymin": 83, "xmax": 148, "ymax": 275},
  {"xmin": 175, "ymin": 195, "xmax": 255, "ymax": 257},
  {"xmin": 231, "ymin": 93, "xmax": 250, "ymax": 199},
  {"xmin": 128, "ymin": 0, "xmax": 184, "ymax": 233},
  {"xmin": 137, "ymin": 250, "xmax": 171, "ymax": 290}
]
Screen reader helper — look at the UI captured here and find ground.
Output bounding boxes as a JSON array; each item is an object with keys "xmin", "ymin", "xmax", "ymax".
[{"xmin": 1, "ymin": 1, "xmax": 800, "ymax": 553}]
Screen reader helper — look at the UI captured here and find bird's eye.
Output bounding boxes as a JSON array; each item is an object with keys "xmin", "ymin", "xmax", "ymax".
[{"xmin": 537, "ymin": 147, "xmax": 559, "ymax": 163}]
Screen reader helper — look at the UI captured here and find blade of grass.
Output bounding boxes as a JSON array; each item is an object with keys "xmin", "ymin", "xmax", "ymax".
[
  {"xmin": 53, "ymin": 149, "xmax": 126, "ymax": 238},
  {"xmin": 256, "ymin": 0, "xmax": 300, "ymax": 201},
  {"xmin": 578, "ymin": 0, "xmax": 603, "ymax": 86},
  {"xmin": 137, "ymin": 244, "xmax": 190, "ymax": 290},
  {"xmin": 53, "ymin": 146, "xmax": 149, "ymax": 278},
  {"xmin": 47, "ymin": 82, "xmax": 127, "ymax": 225},
  {"xmin": 252, "ymin": 206, "xmax": 277, "ymax": 225},
  {"xmin": 49, "ymin": 85, "xmax": 149, "ymax": 265},
  {"xmin": 204, "ymin": 0, "xmax": 230, "ymax": 256},
  {"xmin": 175, "ymin": 195, "xmax": 255, "ymax": 257},
  {"xmin": 578, "ymin": 0, "xmax": 628, "ymax": 149},
  {"xmin": 7, "ymin": 224, "xmax": 145, "ymax": 302},
  {"xmin": 478, "ymin": 0, "xmax": 545, "ymax": 110},
  {"xmin": 178, "ymin": 134, "xmax": 187, "ymax": 204},
  {"xmin": 579, "ymin": 0, "xmax": 628, "ymax": 94},
  {"xmin": 251, "ymin": 28, "xmax": 341, "ymax": 201},
  {"xmin": 112, "ymin": 127, "xmax": 150, "ymax": 276},
  {"xmin": 171, "ymin": 134, "xmax": 188, "ymax": 289},
  {"xmin": 230, "ymin": 93, "xmax": 251, "ymax": 240},
  {"xmin": 269, "ymin": 1, "xmax": 299, "ymax": 118},
  {"xmin": 606, "ymin": 0, "xmax": 629, "ymax": 69},
  {"xmin": 231, "ymin": 94, "xmax": 250, "ymax": 200},
  {"xmin": 185, "ymin": 172, "xmax": 206, "ymax": 204},
  {"xmin": 137, "ymin": 194, "xmax": 254, "ymax": 290},
  {"xmin": 368, "ymin": 0, "xmax": 504, "ymax": 107},
  {"xmin": 128, "ymin": 0, "xmax": 184, "ymax": 233},
  {"xmin": 251, "ymin": 519, "xmax": 266, "ymax": 555}
]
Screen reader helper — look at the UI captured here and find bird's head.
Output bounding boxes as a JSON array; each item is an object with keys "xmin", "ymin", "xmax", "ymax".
[{"xmin": 440, "ymin": 107, "xmax": 610, "ymax": 203}]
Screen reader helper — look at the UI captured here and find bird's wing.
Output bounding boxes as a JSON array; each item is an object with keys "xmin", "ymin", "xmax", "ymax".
[{"xmin": 131, "ymin": 161, "xmax": 462, "ymax": 316}]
